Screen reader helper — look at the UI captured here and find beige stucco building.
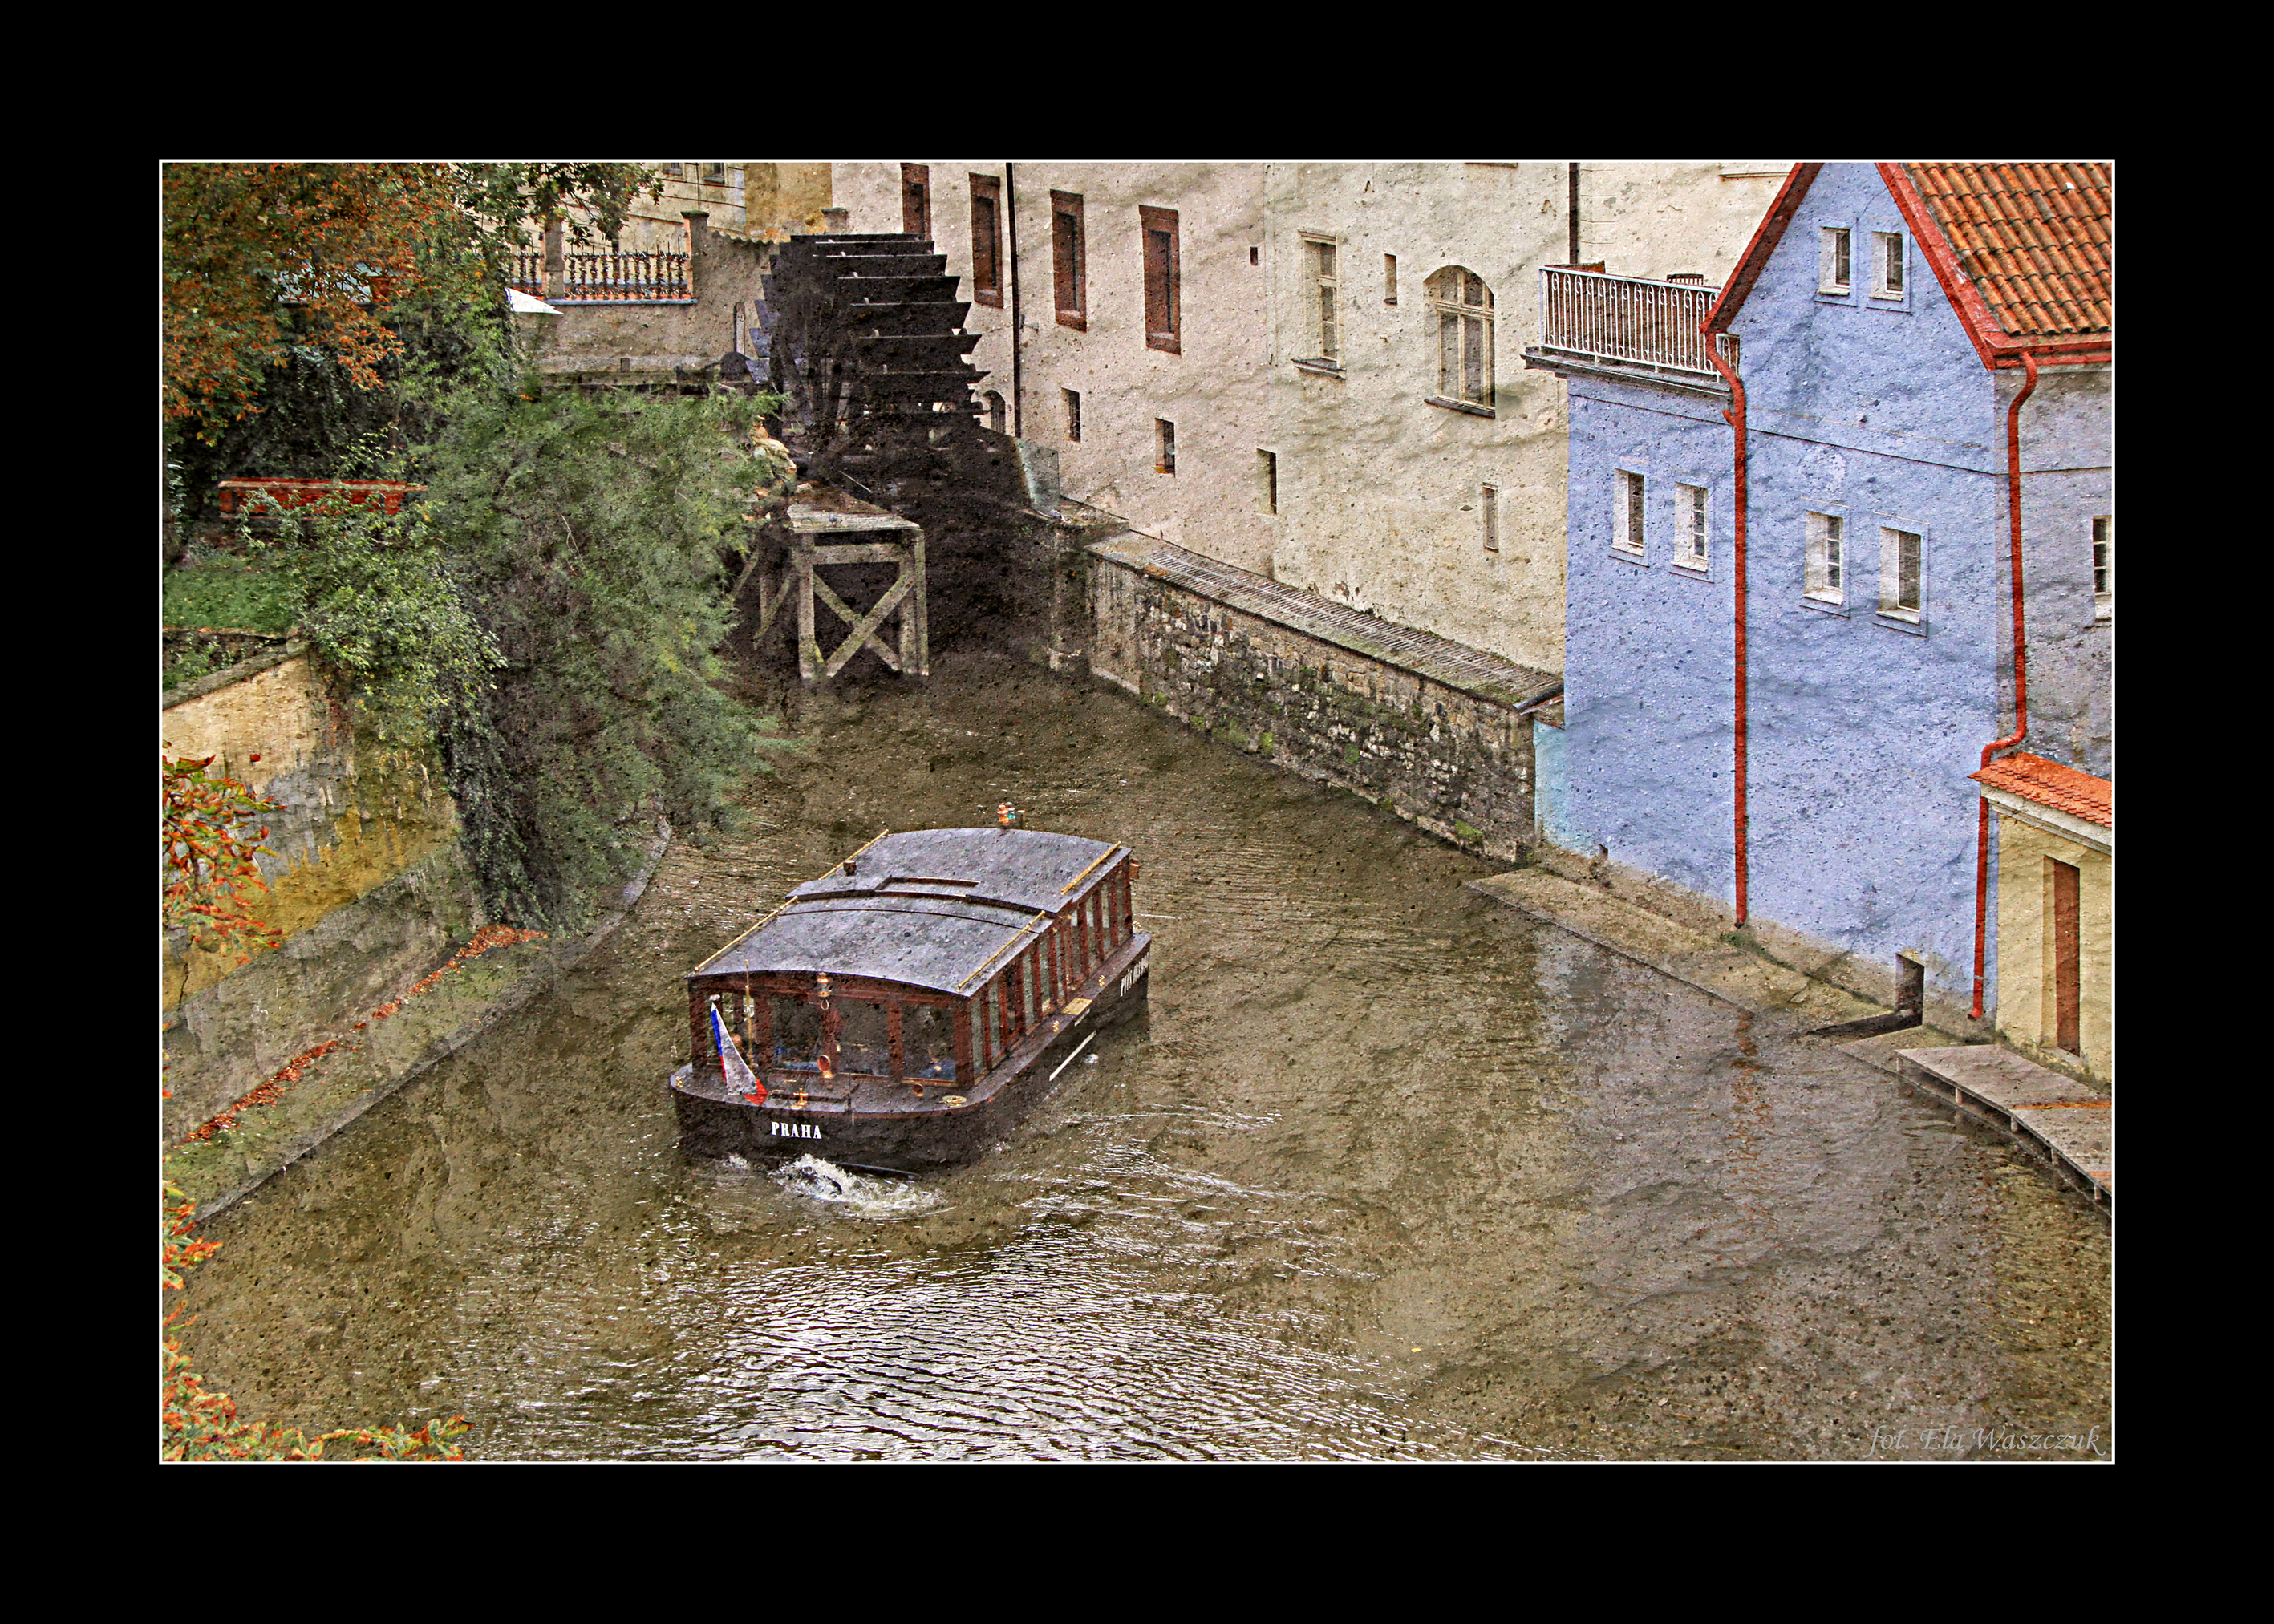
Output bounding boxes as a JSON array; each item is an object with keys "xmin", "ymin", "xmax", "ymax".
[
  {"xmin": 831, "ymin": 160, "xmax": 1276, "ymax": 572},
  {"xmin": 830, "ymin": 160, "xmax": 1790, "ymax": 676},
  {"xmin": 1976, "ymin": 753, "xmax": 2114, "ymax": 1086},
  {"xmin": 569, "ymin": 161, "xmax": 834, "ymax": 252}
]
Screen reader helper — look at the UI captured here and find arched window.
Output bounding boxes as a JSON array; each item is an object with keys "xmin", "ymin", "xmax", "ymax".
[
  {"xmin": 1425, "ymin": 267, "xmax": 1494, "ymax": 411},
  {"xmin": 984, "ymin": 390, "xmax": 1007, "ymax": 433}
]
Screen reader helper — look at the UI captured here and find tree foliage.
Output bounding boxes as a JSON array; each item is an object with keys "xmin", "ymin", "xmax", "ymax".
[
  {"xmin": 426, "ymin": 387, "xmax": 788, "ymax": 931},
  {"xmin": 161, "ymin": 755, "xmax": 283, "ymax": 963},
  {"xmin": 243, "ymin": 490, "xmax": 501, "ymax": 747},
  {"xmin": 163, "ymin": 162, "xmax": 658, "ymax": 444}
]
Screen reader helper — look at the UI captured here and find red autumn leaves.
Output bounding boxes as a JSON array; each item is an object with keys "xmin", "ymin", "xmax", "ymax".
[
  {"xmin": 163, "ymin": 754, "xmax": 285, "ymax": 966},
  {"xmin": 176, "ymin": 924, "xmax": 547, "ymax": 1148}
]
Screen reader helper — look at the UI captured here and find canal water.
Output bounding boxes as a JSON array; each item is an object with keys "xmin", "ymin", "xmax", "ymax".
[{"xmin": 177, "ymin": 649, "xmax": 2112, "ymax": 1461}]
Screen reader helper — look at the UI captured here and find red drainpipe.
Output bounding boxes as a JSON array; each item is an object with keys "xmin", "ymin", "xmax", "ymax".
[
  {"xmin": 1704, "ymin": 331, "xmax": 1749, "ymax": 926},
  {"xmin": 1970, "ymin": 350, "xmax": 2041, "ymax": 1020}
]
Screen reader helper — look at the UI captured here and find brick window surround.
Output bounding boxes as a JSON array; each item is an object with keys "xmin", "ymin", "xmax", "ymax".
[
  {"xmin": 969, "ymin": 175, "xmax": 1003, "ymax": 307},
  {"xmin": 1052, "ymin": 191, "xmax": 1087, "ymax": 331},
  {"xmin": 901, "ymin": 164, "xmax": 931, "ymax": 239},
  {"xmin": 1141, "ymin": 205, "xmax": 1181, "ymax": 354}
]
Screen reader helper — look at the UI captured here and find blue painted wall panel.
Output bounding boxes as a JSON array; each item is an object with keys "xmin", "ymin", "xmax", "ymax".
[{"xmin": 1559, "ymin": 163, "xmax": 2108, "ymax": 1014}]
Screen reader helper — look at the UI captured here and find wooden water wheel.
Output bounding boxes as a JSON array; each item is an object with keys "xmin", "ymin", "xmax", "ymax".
[
  {"xmin": 760, "ymin": 231, "xmax": 986, "ymax": 484},
  {"xmin": 748, "ymin": 233, "xmax": 1032, "ymax": 681}
]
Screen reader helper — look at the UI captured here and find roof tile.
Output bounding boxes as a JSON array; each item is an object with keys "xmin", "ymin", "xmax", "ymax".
[
  {"xmin": 1970, "ymin": 751, "xmax": 2113, "ymax": 828},
  {"xmin": 1903, "ymin": 162, "xmax": 2111, "ymax": 342}
]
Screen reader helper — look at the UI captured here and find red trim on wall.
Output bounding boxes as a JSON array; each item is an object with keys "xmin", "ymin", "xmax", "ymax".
[
  {"xmin": 1702, "ymin": 164, "xmax": 1822, "ymax": 334},
  {"xmin": 1879, "ymin": 163, "xmax": 2006, "ymax": 367}
]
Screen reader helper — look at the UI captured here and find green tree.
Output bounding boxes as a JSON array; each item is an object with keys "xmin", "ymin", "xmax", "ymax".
[
  {"xmin": 427, "ymin": 386, "xmax": 785, "ymax": 931},
  {"xmin": 243, "ymin": 492, "xmax": 501, "ymax": 747}
]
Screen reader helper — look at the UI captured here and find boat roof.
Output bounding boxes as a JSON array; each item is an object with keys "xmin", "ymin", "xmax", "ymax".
[{"xmin": 690, "ymin": 828, "xmax": 1125, "ymax": 994}]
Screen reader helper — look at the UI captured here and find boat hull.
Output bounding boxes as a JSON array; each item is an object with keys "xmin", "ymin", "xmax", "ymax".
[{"xmin": 671, "ymin": 938, "xmax": 1149, "ymax": 1172}]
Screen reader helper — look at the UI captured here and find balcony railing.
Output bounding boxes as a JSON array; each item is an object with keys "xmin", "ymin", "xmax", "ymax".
[
  {"xmin": 508, "ymin": 249, "xmax": 691, "ymax": 302},
  {"xmin": 1537, "ymin": 267, "xmax": 1721, "ymax": 377}
]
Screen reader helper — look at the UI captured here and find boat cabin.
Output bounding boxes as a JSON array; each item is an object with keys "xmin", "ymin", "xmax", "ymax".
[{"xmin": 683, "ymin": 828, "xmax": 1141, "ymax": 1104}]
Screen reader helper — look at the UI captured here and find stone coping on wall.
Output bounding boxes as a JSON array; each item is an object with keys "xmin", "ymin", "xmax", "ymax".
[
  {"xmin": 163, "ymin": 638, "xmax": 309, "ymax": 710},
  {"xmin": 536, "ymin": 354, "xmax": 719, "ymax": 375},
  {"xmin": 1469, "ymin": 865, "xmax": 2108, "ymax": 1213},
  {"xmin": 1086, "ymin": 534, "xmax": 1564, "ymax": 714}
]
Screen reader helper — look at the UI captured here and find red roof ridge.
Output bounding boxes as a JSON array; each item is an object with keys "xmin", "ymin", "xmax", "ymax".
[
  {"xmin": 1969, "ymin": 751, "xmax": 2113, "ymax": 828},
  {"xmin": 1703, "ymin": 162, "xmax": 2111, "ymax": 371}
]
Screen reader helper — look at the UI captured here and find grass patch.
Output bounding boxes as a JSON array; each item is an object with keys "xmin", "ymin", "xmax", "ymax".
[
  {"xmin": 1454, "ymin": 820, "xmax": 1485, "ymax": 845},
  {"xmin": 164, "ymin": 562, "xmax": 298, "ymax": 691},
  {"xmin": 164, "ymin": 561, "xmax": 297, "ymax": 636}
]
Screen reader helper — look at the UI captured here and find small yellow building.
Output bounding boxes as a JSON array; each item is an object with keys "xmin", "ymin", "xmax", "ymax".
[{"xmin": 1973, "ymin": 753, "xmax": 2113, "ymax": 1086}]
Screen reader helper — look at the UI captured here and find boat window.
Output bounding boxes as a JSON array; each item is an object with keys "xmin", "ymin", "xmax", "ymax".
[
  {"xmin": 906, "ymin": 1004, "xmax": 958, "ymax": 1080},
  {"xmin": 771, "ymin": 997, "xmax": 822, "ymax": 1071},
  {"xmin": 838, "ymin": 999, "xmax": 890, "ymax": 1076}
]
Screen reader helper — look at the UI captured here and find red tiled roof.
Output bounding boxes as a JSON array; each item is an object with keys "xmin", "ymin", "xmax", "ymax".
[
  {"xmin": 1970, "ymin": 752, "xmax": 2112, "ymax": 828},
  {"xmin": 1901, "ymin": 163, "xmax": 2111, "ymax": 342}
]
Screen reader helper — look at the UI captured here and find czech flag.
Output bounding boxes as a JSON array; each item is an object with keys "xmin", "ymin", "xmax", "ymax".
[{"xmin": 712, "ymin": 1002, "xmax": 766, "ymax": 1104}]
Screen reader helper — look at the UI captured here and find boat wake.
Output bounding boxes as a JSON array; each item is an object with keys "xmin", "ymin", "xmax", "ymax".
[{"xmin": 772, "ymin": 1154, "xmax": 942, "ymax": 1219}]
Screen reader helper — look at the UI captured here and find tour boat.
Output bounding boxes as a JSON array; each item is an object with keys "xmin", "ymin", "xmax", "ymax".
[{"xmin": 670, "ymin": 827, "xmax": 1150, "ymax": 1171}]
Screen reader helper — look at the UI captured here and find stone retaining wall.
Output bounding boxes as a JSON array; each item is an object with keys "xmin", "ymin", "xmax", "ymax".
[
  {"xmin": 162, "ymin": 648, "xmax": 483, "ymax": 1144},
  {"xmin": 1083, "ymin": 543, "xmax": 1551, "ymax": 862}
]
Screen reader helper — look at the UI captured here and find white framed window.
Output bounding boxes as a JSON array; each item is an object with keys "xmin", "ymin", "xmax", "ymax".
[
  {"xmin": 1426, "ymin": 267, "xmax": 1494, "ymax": 410},
  {"xmin": 1300, "ymin": 233, "xmax": 1339, "ymax": 362},
  {"xmin": 1675, "ymin": 483, "xmax": 1709, "ymax": 569},
  {"xmin": 1481, "ymin": 483, "xmax": 1499, "ymax": 552},
  {"xmin": 1806, "ymin": 512, "xmax": 1846, "ymax": 602},
  {"xmin": 1879, "ymin": 526, "xmax": 1923, "ymax": 621},
  {"xmin": 2092, "ymin": 516, "xmax": 2114, "ymax": 621},
  {"xmin": 1871, "ymin": 232, "xmax": 1906, "ymax": 299},
  {"xmin": 1612, "ymin": 469, "xmax": 1647, "ymax": 557},
  {"xmin": 1819, "ymin": 227, "xmax": 1852, "ymax": 294}
]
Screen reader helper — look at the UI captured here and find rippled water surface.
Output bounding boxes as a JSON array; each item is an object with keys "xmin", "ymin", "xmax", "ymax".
[{"xmin": 179, "ymin": 650, "xmax": 2112, "ymax": 1460}]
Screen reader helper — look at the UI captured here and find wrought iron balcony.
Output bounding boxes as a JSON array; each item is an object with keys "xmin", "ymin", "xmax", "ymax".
[{"xmin": 1535, "ymin": 267, "xmax": 1721, "ymax": 378}]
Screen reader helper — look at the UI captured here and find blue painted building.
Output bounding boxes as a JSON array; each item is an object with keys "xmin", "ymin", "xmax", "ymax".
[{"xmin": 1525, "ymin": 163, "xmax": 2111, "ymax": 1027}]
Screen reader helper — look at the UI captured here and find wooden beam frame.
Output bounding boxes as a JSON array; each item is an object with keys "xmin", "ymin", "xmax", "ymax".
[{"xmin": 771, "ymin": 532, "xmax": 929, "ymax": 685}]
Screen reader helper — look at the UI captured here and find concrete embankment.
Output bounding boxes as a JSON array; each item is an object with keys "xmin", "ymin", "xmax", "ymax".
[
  {"xmin": 1021, "ymin": 522, "xmax": 1562, "ymax": 865},
  {"xmin": 167, "ymin": 824, "xmax": 671, "ymax": 1221},
  {"xmin": 161, "ymin": 638, "xmax": 677, "ymax": 1217},
  {"xmin": 1467, "ymin": 864, "xmax": 2111, "ymax": 1210}
]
